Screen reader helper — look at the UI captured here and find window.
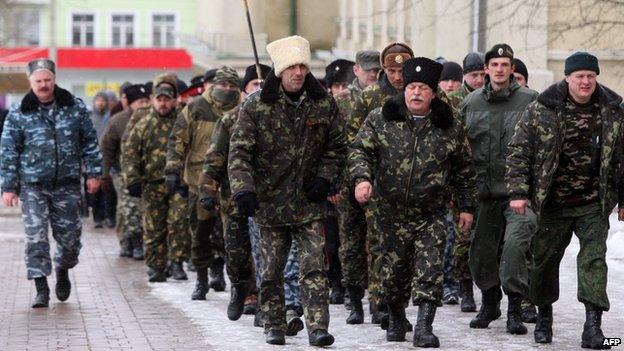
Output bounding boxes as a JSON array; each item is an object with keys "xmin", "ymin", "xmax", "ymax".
[
  {"xmin": 112, "ymin": 14, "xmax": 134, "ymax": 47},
  {"xmin": 14, "ymin": 10, "xmax": 40, "ymax": 45},
  {"xmin": 152, "ymin": 14, "xmax": 175, "ymax": 47},
  {"xmin": 72, "ymin": 14, "xmax": 94, "ymax": 47}
]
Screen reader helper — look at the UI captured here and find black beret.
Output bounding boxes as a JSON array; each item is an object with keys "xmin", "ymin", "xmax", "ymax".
[
  {"xmin": 241, "ymin": 64, "xmax": 271, "ymax": 91},
  {"xmin": 402, "ymin": 57, "xmax": 444, "ymax": 91},
  {"xmin": 485, "ymin": 43, "xmax": 514, "ymax": 64},
  {"xmin": 325, "ymin": 59, "xmax": 355, "ymax": 87},
  {"xmin": 564, "ymin": 52, "xmax": 600, "ymax": 75},
  {"xmin": 439, "ymin": 61, "xmax": 463, "ymax": 82},
  {"xmin": 513, "ymin": 58, "xmax": 529, "ymax": 82}
]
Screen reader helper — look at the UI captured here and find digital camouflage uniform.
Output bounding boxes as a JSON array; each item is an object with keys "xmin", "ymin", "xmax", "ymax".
[
  {"xmin": 228, "ymin": 72, "xmax": 345, "ymax": 333},
  {"xmin": 0, "ymin": 87, "xmax": 102, "ymax": 279},
  {"xmin": 167, "ymin": 86, "xmax": 238, "ymax": 269},
  {"xmin": 349, "ymin": 95, "xmax": 476, "ymax": 307},
  {"xmin": 506, "ymin": 80, "xmax": 624, "ymax": 311},
  {"xmin": 123, "ymin": 106, "xmax": 189, "ymax": 270}
]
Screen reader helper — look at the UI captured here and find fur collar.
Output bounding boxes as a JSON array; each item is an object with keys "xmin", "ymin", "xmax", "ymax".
[
  {"xmin": 20, "ymin": 85, "xmax": 75, "ymax": 114},
  {"xmin": 260, "ymin": 69, "xmax": 328, "ymax": 103},
  {"xmin": 382, "ymin": 94, "xmax": 454, "ymax": 129},
  {"xmin": 538, "ymin": 79, "xmax": 623, "ymax": 110}
]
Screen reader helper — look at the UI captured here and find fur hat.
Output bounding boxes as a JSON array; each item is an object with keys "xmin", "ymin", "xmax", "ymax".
[
  {"xmin": 27, "ymin": 58, "xmax": 55, "ymax": 77},
  {"xmin": 325, "ymin": 59, "xmax": 355, "ymax": 87},
  {"xmin": 402, "ymin": 57, "xmax": 444, "ymax": 91},
  {"xmin": 266, "ymin": 35, "xmax": 311, "ymax": 77},
  {"xmin": 380, "ymin": 42, "xmax": 414, "ymax": 68},
  {"xmin": 124, "ymin": 84, "xmax": 150, "ymax": 105},
  {"xmin": 241, "ymin": 64, "xmax": 272, "ymax": 91}
]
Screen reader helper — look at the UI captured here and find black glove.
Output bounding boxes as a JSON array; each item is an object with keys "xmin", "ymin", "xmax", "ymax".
[
  {"xmin": 304, "ymin": 177, "xmax": 331, "ymax": 203},
  {"xmin": 127, "ymin": 183, "xmax": 142, "ymax": 198},
  {"xmin": 177, "ymin": 185, "xmax": 189, "ymax": 198},
  {"xmin": 234, "ymin": 192, "xmax": 258, "ymax": 218},
  {"xmin": 200, "ymin": 196, "xmax": 218, "ymax": 211},
  {"xmin": 165, "ymin": 173, "xmax": 180, "ymax": 196}
]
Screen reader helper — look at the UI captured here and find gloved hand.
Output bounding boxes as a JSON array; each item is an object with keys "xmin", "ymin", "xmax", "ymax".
[
  {"xmin": 100, "ymin": 174, "xmax": 113, "ymax": 193},
  {"xmin": 304, "ymin": 177, "xmax": 331, "ymax": 203},
  {"xmin": 200, "ymin": 196, "xmax": 218, "ymax": 211},
  {"xmin": 127, "ymin": 183, "xmax": 142, "ymax": 198},
  {"xmin": 234, "ymin": 192, "xmax": 258, "ymax": 218},
  {"xmin": 165, "ymin": 173, "xmax": 180, "ymax": 196}
]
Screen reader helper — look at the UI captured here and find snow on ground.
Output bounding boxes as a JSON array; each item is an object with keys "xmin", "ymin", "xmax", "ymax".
[{"xmin": 149, "ymin": 214, "xmax": 624, "ymax": 350}]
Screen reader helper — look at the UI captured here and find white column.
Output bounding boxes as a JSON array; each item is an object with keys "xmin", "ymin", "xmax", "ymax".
[
  {"xmin": 381, "ymin": 0, "xmax": 389, "ymax": 45},
  {"xmin": 396, "ymin": 0, "xmax": 405, "ymax": 42},
  {"xmin": 365, "ymin": 0, "xmax": 374, "ymax": 48},
  {"xmin": 340, "ymin": 0, "xmax": 348, "ymax": 40},
  {"xmin": 351, "ymin": 0, "xmax": 360, "ymax": 45}
]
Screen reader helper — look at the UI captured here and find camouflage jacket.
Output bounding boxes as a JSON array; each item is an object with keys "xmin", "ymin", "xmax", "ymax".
[
  {"xmin": 100, "ymin": 108, "xmax": 132, "ymax": 176},
  {"xmin": 447, "ymin": 81, "xmax": 474, "ymax": 111},
  {"xmin": 121, "ymin": 106, "xmax": 151, "ymax": 145},
  {"xmin": 506, "ymin": 80, "xmax": 624, "ymax": 217},
  {"xmin": 228, "ymin": 71, "xmax": 346, "ymax": 227},
  {"xmin": 165, "ymin": 87, "xmax": 239, "ymax": 188},
  {"xmin": 122, "ymin": 107, "xmax": 177, "ymax": 186},
  {"xmin": 460, "ymin": 76, "xmax": 538, "ymax": 200},
  {"xmin": 334, "ymin": 78, "xmax": 365, "ymax": 123},
  {"xmin": 1, "ymin": 86, "xmax": 101, "ymax": 192},
  {"xmin": 349, "ymin": 95, "xmax": 477, "ymax": 214}
]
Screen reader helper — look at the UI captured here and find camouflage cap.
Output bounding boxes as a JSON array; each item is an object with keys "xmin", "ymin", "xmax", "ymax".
[
  {"xmin": 152, "ymin": 73, "xmax": 178, "ymax": 97},
  {"xmin": 27, "ymin": 58, "xmax": 55, "ymax": 77},
  {"xmin": 214, "ymin": 66, "xmax": 241, "ymax": 87},
  {"xmin": 355, "ymin": 50, "xmax": 381, "ymax": 71},
  {"xmin": 154, "ymin": 85, "xmax": 175, "ymax": 99},
  {"xmin": 380, "ymin": 42, "xmax": 414, "ymax": 69}
]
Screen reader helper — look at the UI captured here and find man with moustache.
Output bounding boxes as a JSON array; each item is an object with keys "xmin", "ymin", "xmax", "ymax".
[{"xmin": 1, "ymin": 58, "xmax": 102, "ymax": 308}]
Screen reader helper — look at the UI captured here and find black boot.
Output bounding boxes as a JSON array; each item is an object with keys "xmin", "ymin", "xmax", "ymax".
[
  {"xmin": 346, "ymin": 286, "xmax": 364, "ymax": 324},
  {"xmin": 32, "ymin": 277, "xmax": 50, "ymax": 308},
  {"xmin": 506, "ymin": 293, "xmax": 528, "ymax": 334},
  {"xmin": 209, "ymin": 258, "xmax": 226, "ymax": 292},
  {"xmin": 147, "ymin": 267, "xmax": 167, "ymax": 282},
  {"xmin": 286, "ymin": 309, "xmax": 304, "ymax": 336},
  {"xmin": 522, "ymin": 302, "xmax": 537, "ymax": 323},
  {"xmin": 191, "ymin": 267, "xmax": 208, "ymax": 300},
  {"xmin": 582, "ymin": 304, "xmax": 611, "ymax": 349},
  {"xmin": 254, "ymin": 310, "xmax": 265, "ymax": 328},
  {"xmin": 130, "ymin": 233, "xmax": 144, "ymax": 260},
  {"xmin": 470, "ymin": 288, "xmax": 501, "ymax": 328},
  {"xmin": 227, "ymin": 282, "xmax": 249, "ymax": 321},
  {"xmin": 413, "ymin": 301, "xmax": 440, "ymax": 348},
  {"xmin": 55, "ymin": 268, "xmax": 71, "ymax": 302},
  {"xmin": 329, "ymin": 280, "xmax": 345, "ymax": 305},
  {"xmin": 168, "ymin": 261, "xmax": 188, "ymax": 280},
  {"xmin": 309, "ymin": 329, "xmax": 335, "ymax": 347},
  {"xmin": 460, "ymin": 279, "xmax": 476, "ymax": 312},
  {"xmin": 534, "ymin": 304, "xmax": 553, "ymax": 344},
  {"xmin": 387, "ymin": 304, "xmax": 407, "ymax": 342},
  {"xmin": 119, "ymin": 235, "xmax": 132, "ymax": 258},
  {"xmin": 265, "ymin": 330, "xmax": 285, "ymax": 345}
]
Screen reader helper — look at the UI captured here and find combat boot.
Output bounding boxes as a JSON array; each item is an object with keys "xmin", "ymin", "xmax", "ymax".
[
  {"xmin": 329, "ymin": 280, "xmax": 345, "ymax": 305},
  {"xmin": 130, "ymin": 233, "xmax": 144, "ymax": 260},
  {"xmin": 147, "ymin": 267, "xmax": 167, "ymax": 282},
  {"xmin": 55, "ymin": 268, "xmax": 71, "ymax": 302},
  {"xmin": 119, "ymin": 235, "xmax": 132, "ymax": 258},
  {"xmin": 386, "ymin": 304, "xmax": 407, "ymax": 342},
  {"xmin": 209, "ymin": 258, "xmax": 226, "ymax": 291},
  {"xmin": 286, "ymin": 309, "xmax": 304, "ymax": 336},
  {"xmin": 521, "ymin": 302, "xmax": 537, "ymax": 323},
  {"xmin": 346, "ymin": 286, "xmax": 364, "ymax": 324},
  {"xmin": 254, "ymin": 310, "xmax": 265, "ymax": 328},
  {"xmin": 413, "ymin": 301, "xmax": 440, "ymax": 348},
  {"xmin": 227, "ymin": 282, "xmax": 249, "ymax": 321},
  {"xmin": 168, "ymin": 261, "xmax": 188, "ymax": 280},
  {"xmin": 308, "ymin": 329, "xmax": 335, "ymax": 347},
  {"xmin": 470, "ymin": 287, "xmax": 501, "ymax": 328},
  {"xmin": 32, "ymin": 277, "xmax": 50, "ymax": 308},
  {"xmin": 582, "ymin": 304, "xmax": 611, "ymax": 349},
  {"xmin": 506, "ymin": 293, "xmax": 528, "ymax": 334},
  {"xmin": 534, "ymin": 304, "xmax": 553, "ymax": 344},
  {"xmin": 265, "ymin": 330, "xmax": 285, "ymax": 345},
  {"xmin": 460, "ymin": 279, "xmax": 476, "ymax": 312},
  {"xmin": 243, "ymin": 294, "xmax": 259, "ymax": 315},
  {"xmin": 191, "ymin": 267, "xmax": 208, "ymax": 300}
]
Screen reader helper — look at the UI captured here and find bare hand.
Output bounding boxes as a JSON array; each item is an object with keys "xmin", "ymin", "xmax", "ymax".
[
  {"xmin": 2, "ymin": 192, "xmax": 19, "ymax": 207},
  {"xmin": 619, "ymin": 209, "xmax": 624, "ymax": 221},
  {"xmin": 327, "ymin": 193, "xmax": 343, "ymax": 204},
  {"xmin": 354, "ymin": 181, "xmax": 372, "ymax": 204},
  {"xmin": 510, "ymin": 199, "xmax": 529, "ymax": 215},
  {"xmin": 86, "ymin": 178, "xmax": 101, "ymax": 194},
  {"xmin": 458, "ymin": 212, "xmax": 474, "ymax": 233}
]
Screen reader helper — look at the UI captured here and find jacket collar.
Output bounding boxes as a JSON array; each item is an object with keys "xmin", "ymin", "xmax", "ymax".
[
  {"xmin": 20, "ymin": 85, "xmax": 75, "ymax": 114},
  {"xmin": 382, "ymin": 93, "xmax": 454, "ymax": 130},
  {"xmin": 537, "ymin": 79, "xmax": 623, "ymax": 110},
  {"xmin": 260, "ymin": 69, "xmax": 328, "ymax": 103},
  {"xmin": 481, "ymin": 75, "xmax": 520, "ymax": 102},
  {"xmin": 378, "ymin": 71, "xmax": 399, "ymax": 96}
]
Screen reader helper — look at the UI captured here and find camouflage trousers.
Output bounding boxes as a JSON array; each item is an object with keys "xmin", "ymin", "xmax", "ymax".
[
  {"xmin": 220, "ymin": 201, "xmax": 253, "ymax": 285},
  {"xmin": 114, "ymin": 174, "xmax": 142, "ymax": 243},
  {"xmin": 453, "ymin": 214, "xmax": 472, "ymax": 282},
  {"xmin": 258, "ymin": 220, "xmax": 328, "ymax": 333},
  {"xmin": 531, "ymin": 202, "xmax": 609, "ymax": 311},
  {"xmin": 20, "ymin": 183, "xmax": 83, "ymax": 279},
  {"xmin": 469, "ymin": 199, "xmax": 537, "ymax": 297},
  {"xmin": 337, "ymin": 193, "xmax": 368, "ymax": 289},
  {"xmin": 142, "ymin": 182, "xmax": 190, "ymax": 270},
  {"xmin": 189, "ymin": 189, "xmax": 224, "ymax": 268},
  {"xmin": 443, "ymin": 209, "xmax": 459, "ymax": 295},
  {"xmin": 250, "ymin": 218, "xmax": 301, "ymax": 310}
]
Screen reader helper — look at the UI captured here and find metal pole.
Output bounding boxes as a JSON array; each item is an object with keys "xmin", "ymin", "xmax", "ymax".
[
  {"xmin": 50, "ymin": 0, "xmax": 57, "ymax": 63},
  {"xmin": 242, "ymin": 0, "xmax": 263, "ymax": 80}
]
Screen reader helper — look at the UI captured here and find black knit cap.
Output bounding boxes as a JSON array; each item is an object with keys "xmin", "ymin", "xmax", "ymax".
[
  {"xmin": 462, "ymin": 52, "xmax": 485, "ymax": 73},
  {"xmin": 439, "ymin": 61, "xmax": 463, "ymax": 82},
  {"xmin": 564, "ymin": 51, "xmax": 600, "ymax": 75},
  {"xmin": 241, "ymin": 64, "xmax": 271, "ymax": 91},
  {"xmin": 402, "ymin": 57, "xmax": 444, "ymax": 91},
  {"xmin": 513, "ymin": 58, "xmax": 529, "ymax": 82},
  {"xmin": 124, "ymin": 84, "xmax": 150, "ymax": 105},
  {"xmin": 485, "ymin": 43, "xmax": 514, "ymax": 64},
  {"xmin": 325, "ymin": 59, "xmax": 356, "ymax": 87}
]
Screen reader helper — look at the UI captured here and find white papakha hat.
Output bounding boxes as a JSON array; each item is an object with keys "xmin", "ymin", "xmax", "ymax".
[{"xmin": 266, "ymin": 35, "xmax": 311, "ymax": 77}]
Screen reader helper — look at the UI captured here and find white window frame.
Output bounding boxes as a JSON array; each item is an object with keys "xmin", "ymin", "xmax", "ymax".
[
  {"xmin": 67, "ymin": 11, "xmax": 97, "ymax": 47},
  {"xmin": 13, "ymin": 9, "xmax": 41, "ymax": 46},
  {"xmin": 108, "ymin": 11, "xmax": 139, "ymax": 48},
  {"xmin": 148, "ymin": 11, "xmax": 179, "ymax": 48}
]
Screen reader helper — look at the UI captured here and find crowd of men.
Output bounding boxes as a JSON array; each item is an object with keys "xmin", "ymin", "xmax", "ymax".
[{"xmin": 0, "ymin": 34, "xmax": 622, "ymax": 350}]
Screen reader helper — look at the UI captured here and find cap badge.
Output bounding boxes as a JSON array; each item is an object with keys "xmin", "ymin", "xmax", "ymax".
[
  {"xmin": 416, "ymin": 66, "xmax": 422, "ymax": 72},
  {"xmin": 395, "ymin": 55, "xmax": 404, "ymax": 64},
  {"xmin": 498, "ymin": 48, "xmax": 503, "ymax": 55}
]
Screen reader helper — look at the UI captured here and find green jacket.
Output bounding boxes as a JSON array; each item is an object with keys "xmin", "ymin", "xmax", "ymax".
[
  {"xmin": 228, "ymin": 71, "xmax": 346, "ymax": 227},
  {"xmin": 460, "ymin": 76, "xmax": 538, "ymax": 200},
  {"xmin": 448, "ymin": 81, "xmax": 474, "ymax": 111},
  {"xmin": 506, "ymin": 80, "xmax": 624, "ymax": 217}
]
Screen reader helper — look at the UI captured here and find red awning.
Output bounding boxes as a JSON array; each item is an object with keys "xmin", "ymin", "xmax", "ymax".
[{"xmin": 0, "ymin": 47, "xmax": 193, "ymax": 70}]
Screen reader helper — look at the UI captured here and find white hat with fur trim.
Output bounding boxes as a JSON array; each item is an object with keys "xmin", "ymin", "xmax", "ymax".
[{"xmin": 266, "ymin": 35, "xmax": 311, "ymax": 77}]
